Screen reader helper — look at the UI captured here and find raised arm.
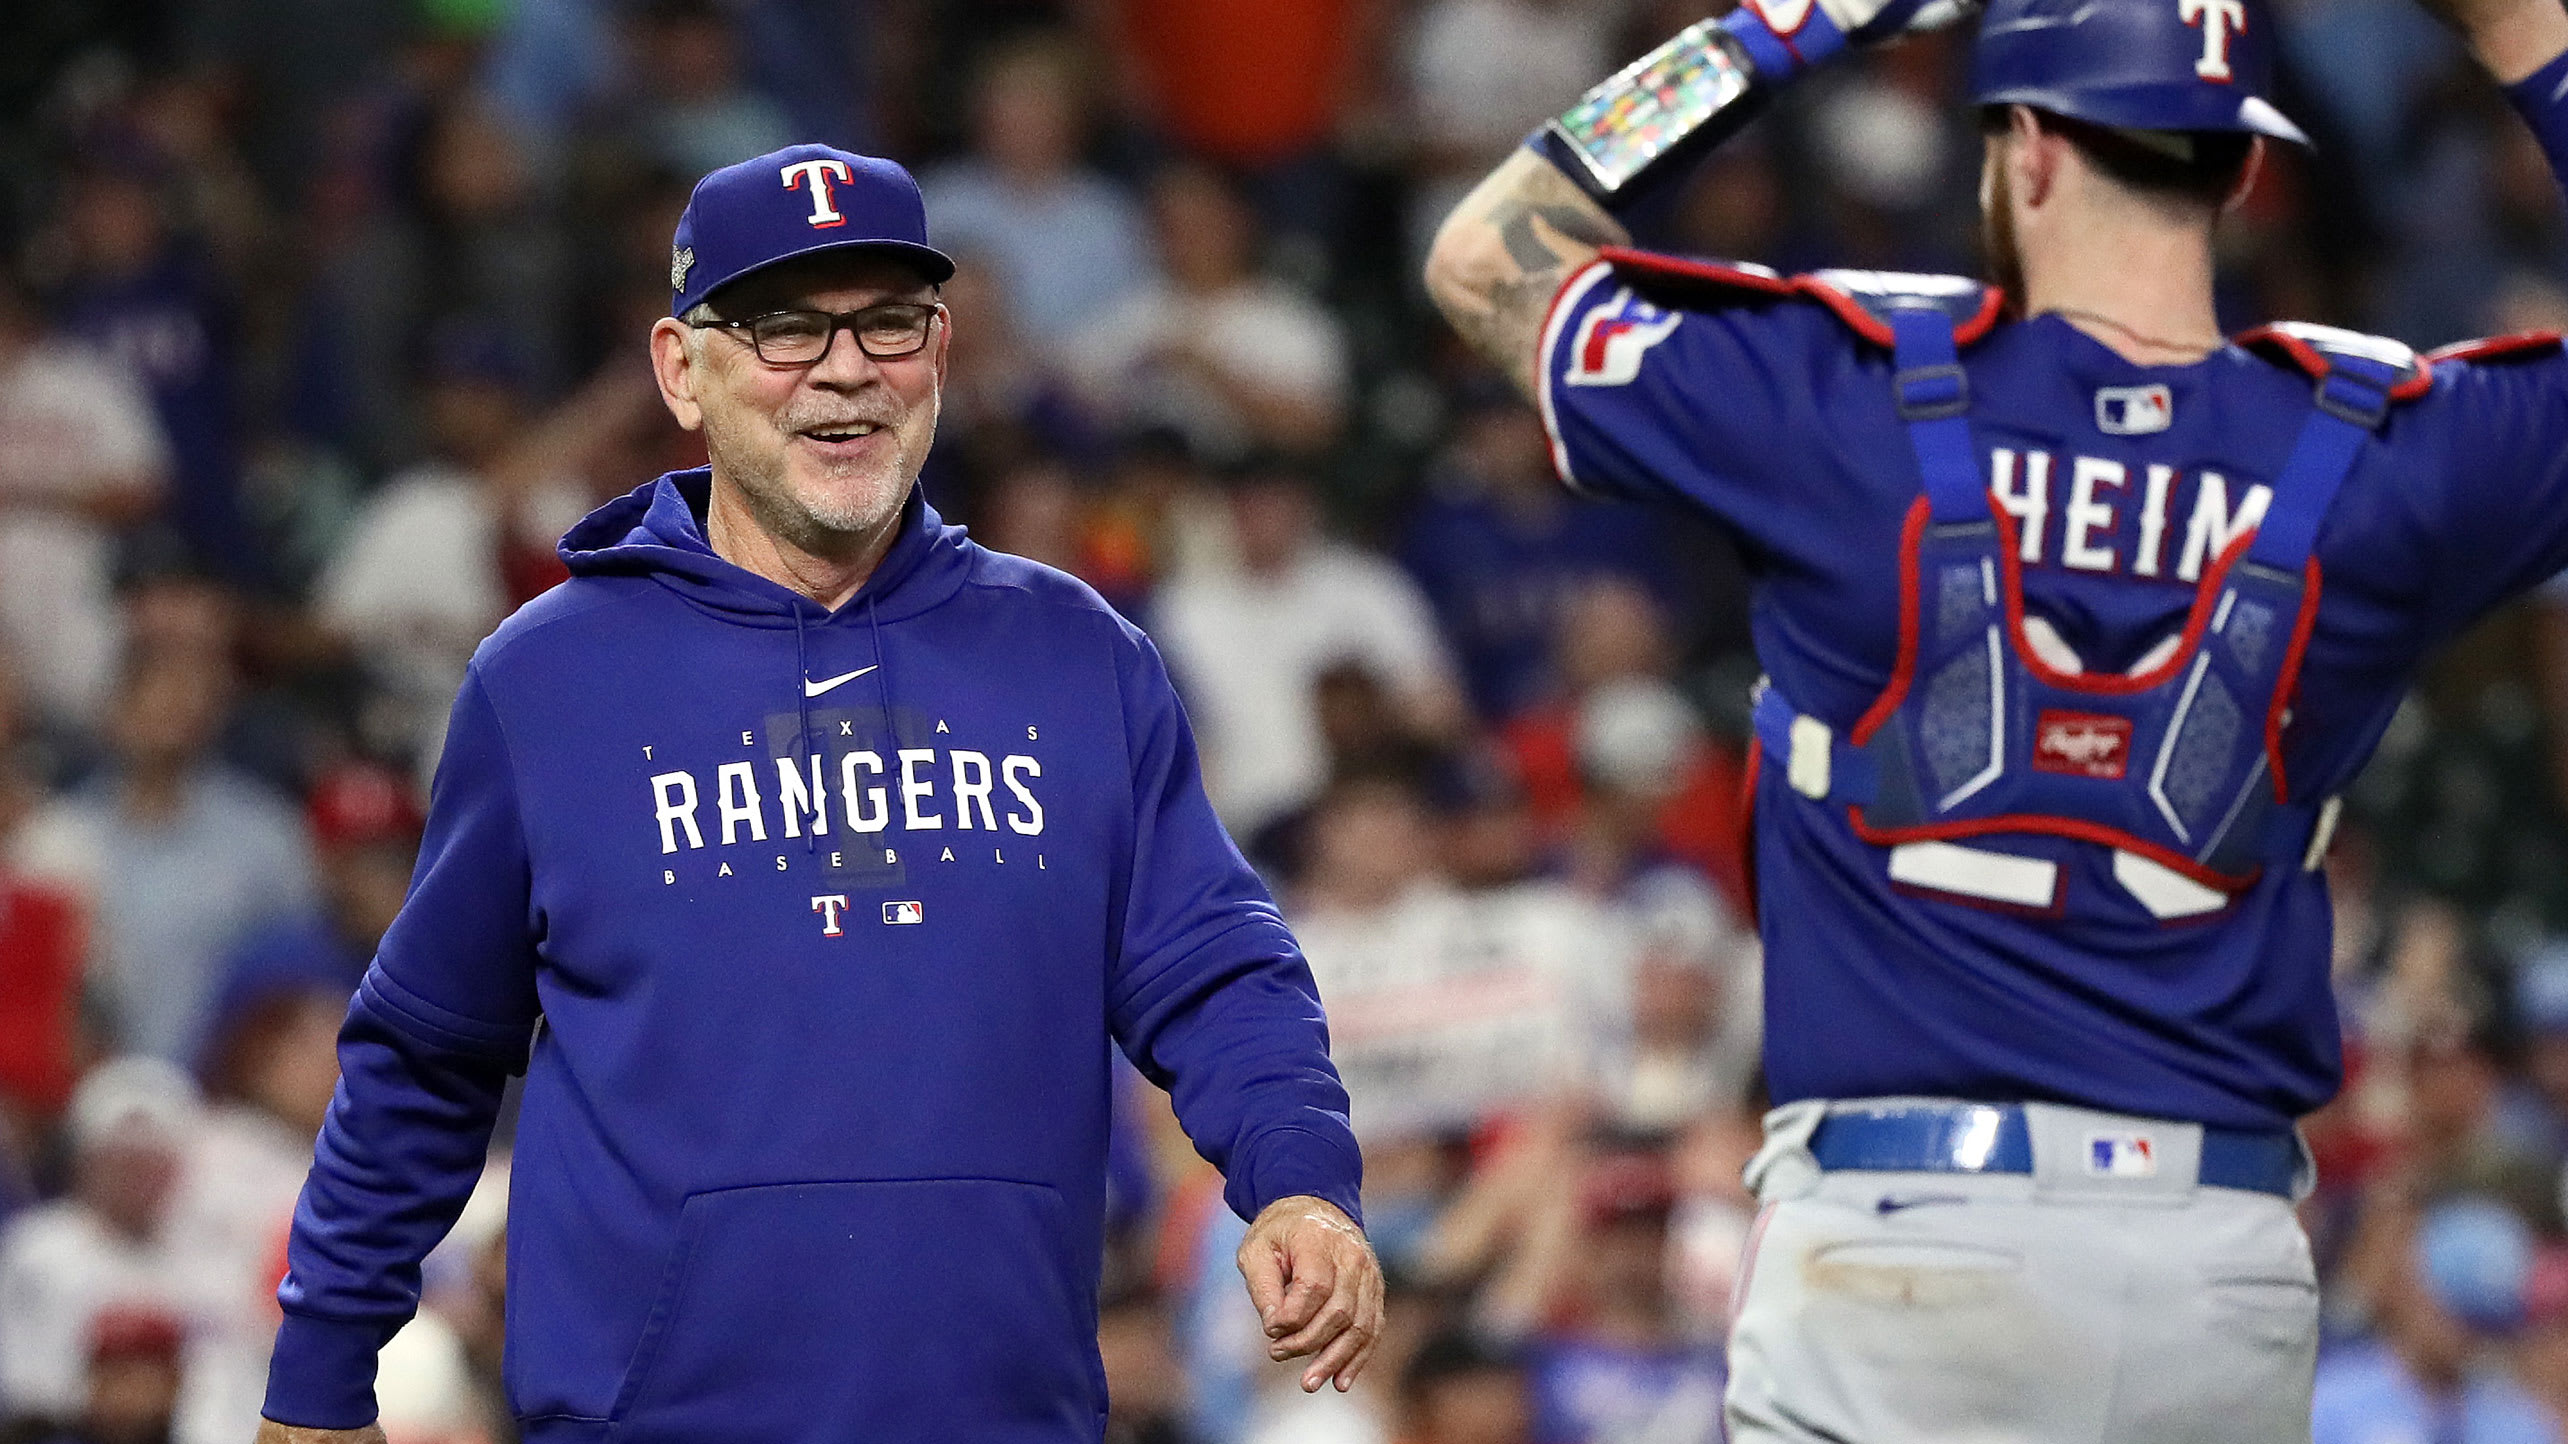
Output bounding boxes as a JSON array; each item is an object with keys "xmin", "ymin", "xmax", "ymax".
[
  {"xmin": 1424, "ymin": 0, "xmax": 1979, "ymax": 397},
  {"xmin": 1424, "ymin": 152, "xmax": 1630, "ymax": 398}
]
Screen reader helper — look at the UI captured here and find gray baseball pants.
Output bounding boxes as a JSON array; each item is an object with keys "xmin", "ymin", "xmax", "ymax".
[{"xmin": 1724, "ymin": 1099, "xmax": 2320, "ymax": 1444}]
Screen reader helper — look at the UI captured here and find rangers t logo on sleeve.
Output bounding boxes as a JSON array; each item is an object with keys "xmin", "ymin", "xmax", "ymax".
[{"xmin": 1566, "ymin": 289, "xmax": 1684, "ymax": 387}]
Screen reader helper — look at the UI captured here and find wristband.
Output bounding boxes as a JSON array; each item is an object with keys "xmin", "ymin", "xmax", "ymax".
[
  {"xmin": 1536, "ymin": 6, "xmax": 1846, "ymax": 211},
  {"xmin": 2507, "ymin": 49, "xmax": 2568, "ymax": 191}
]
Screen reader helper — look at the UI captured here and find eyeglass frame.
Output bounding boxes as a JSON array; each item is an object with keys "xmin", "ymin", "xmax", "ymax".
[{"xmin": 686, "ymin": 300, "xmax": 948, "ymax": 367}]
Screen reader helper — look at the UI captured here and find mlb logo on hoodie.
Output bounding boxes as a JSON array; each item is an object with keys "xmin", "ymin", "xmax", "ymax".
[
  {"xmin": 883, "ymin": 901, "xmax": 924, "ymax": 926},
  {"xmin": 2086, "ymin": 1133, "xmax": 2157, "ymax": 1178}
]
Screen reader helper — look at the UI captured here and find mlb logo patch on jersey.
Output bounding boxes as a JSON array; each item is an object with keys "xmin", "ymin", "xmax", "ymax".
[
  {"xmin": 2033, "ymin": 710, "xmax": 2133, "ymax": 780},
  {"xmin": 2096, "ymin": 384, "xmax": 2174, "ymax": 435},
  {"xmin": 2086, "ymin": 1133, "xmax": 2158, "ymax": 1178},
  {"xmin": 883, "ymin": 900, "xmax": 924, "ymax": 926},
  {"xmin": 1565, "ymin": 288, "xmax": 1682, "ymax": 388}
]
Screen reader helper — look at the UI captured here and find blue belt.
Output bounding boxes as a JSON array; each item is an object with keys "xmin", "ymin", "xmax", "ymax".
[{"xmin": 1808, "ymin": 1104, "xmax": 2299, "ymax": 1199}]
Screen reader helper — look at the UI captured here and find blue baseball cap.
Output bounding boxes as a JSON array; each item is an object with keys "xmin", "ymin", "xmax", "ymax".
[
  {"xmin": 669, "ymin": 144, "xmax": 955, "ymax": 318},
  {"xmin": 2518, "ymin": 943, "xmax": 2568, "ymax": 1034},
  {"xmin": 2418, "ymin": 1197, "xmax": 2536, "ymax": 1333},
  {"xmin": 1971, "ymin": 0, "xmax": 2310, "ymax": 146}
]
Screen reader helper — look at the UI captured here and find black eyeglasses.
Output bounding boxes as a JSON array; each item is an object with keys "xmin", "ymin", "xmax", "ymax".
[{"xmin": 692, "ymin": 302, "xmax": 944, "ymax": 366}]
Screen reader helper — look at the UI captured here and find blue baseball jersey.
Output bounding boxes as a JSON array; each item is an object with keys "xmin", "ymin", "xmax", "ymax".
[{"xmin": 1539, "ymin": 255, "xmax": 2568, "ymax": 1129}]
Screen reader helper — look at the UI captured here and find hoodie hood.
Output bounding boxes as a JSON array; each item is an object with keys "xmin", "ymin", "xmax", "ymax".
[{"xmin": 559, "ymin": 467, "xmax": 974, "ymax": 627}]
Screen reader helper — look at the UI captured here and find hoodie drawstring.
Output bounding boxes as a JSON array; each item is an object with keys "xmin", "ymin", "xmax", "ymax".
[
  {"xmin": 792, "ymin": 606, "xmax": 817, "ymax": 855},
  {"xmin": 866, "ymin": 596, "xmax": 892, "ymax": 735}
]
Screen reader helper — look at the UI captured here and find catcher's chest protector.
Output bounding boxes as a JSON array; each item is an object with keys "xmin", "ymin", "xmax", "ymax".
[{"xmin": 1732, "ymin": 269, "xmax": 2425, "ymax": 921}]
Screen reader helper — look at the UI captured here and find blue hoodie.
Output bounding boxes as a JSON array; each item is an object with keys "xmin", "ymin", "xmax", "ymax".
[{"xmin": 263, "ymin": 470, "xmax": 1362, "ymax": 1444}]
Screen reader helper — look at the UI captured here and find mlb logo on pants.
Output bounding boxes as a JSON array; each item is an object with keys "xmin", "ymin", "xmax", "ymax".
[
  {"xmin": 2086, "ymin": 1133, "xmax": 2158, "ymax": 1177},
  {"xmin": 883, "ymin": 900, "xmax": 924, "ymax": 926}
]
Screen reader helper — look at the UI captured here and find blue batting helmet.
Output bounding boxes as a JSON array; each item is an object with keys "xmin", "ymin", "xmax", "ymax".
[{"xmin": 1971, "ymin": 0, "xmax": 2310, "ymax": 145}]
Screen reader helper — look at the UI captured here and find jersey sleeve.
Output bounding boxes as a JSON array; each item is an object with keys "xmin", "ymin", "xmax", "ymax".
[
  {"xmin": 1534, "ymin": 258, "xmax": 1853, "ymax": 541},
  {"xmin": 2399, "ymin": 347, "xmax": 2568, "ymax": 641},
  {"xmin": 1101, "ymin": 619, "xmax": 1362, "ymax": 1226}
]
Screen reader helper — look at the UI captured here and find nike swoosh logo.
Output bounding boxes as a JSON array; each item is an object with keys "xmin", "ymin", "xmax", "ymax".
[
  {"xmin": 1875, "ymin": 1193, "xmax": 1970, "ymax": 1215},
  {"xmin": 803, "ymin": 665, "xmax": 878, "ymax": 697}
]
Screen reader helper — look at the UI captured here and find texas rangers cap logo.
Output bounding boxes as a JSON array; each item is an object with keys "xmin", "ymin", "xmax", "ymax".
[
  {"xmin": 666, "ymin": 144, "xmax": 956, "ymax": 319},
  {"xmin": 781, "ymin": 157, "xmax": 856, "ymax": 229}
]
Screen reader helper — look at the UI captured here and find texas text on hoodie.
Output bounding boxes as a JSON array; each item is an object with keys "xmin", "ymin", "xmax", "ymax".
[{"xmin": 261, "ymin": 470, "xmax": 1363, "ymax": 1444}]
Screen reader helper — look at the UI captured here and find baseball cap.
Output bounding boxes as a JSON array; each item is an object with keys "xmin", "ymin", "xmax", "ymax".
[
  {"xmin": 1576, "ymin": 679, "xmax": 1704, "ymax": 797},
  {"xmin": 2417, "ymin": 1196, "xmax": 2535, "ymax": 1333},
  {"xmin": 2517, "ymin": 943, "xmax": 2568, "ymax": 1035},
  {"xmin": 308, "ymin": 763, "xmax": 427, "ymax": 851},
  {"xmin": 670, "ymin": 144, "xmax": 955, "ymax": 318},
  {"xmin": 66, "ymin": 1056, "xmax": 199, "ymax": 1154}
]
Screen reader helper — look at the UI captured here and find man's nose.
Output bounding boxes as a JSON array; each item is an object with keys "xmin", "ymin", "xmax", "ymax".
[{"xmin": 804, "ymin": 327, "xmax": 885, "ymax": 388}]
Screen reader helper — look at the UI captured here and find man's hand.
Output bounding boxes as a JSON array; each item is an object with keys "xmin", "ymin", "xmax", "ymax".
[
  {"xmin": 1236, "ymin": 1195, "xmax": 1384, "ymax": 1393},
  {"xmin": 254, "ymin": 1419, "xmax": 387, "ymax": 1444}
]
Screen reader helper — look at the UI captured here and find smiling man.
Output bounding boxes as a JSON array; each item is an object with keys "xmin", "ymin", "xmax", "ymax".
[{"xmin": 253, "ymin": 144, "xmax": 1378, "ymax": 1444}]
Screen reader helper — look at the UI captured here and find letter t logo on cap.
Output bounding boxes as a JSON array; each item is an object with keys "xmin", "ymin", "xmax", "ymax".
[{"xmin": 781, "ymin": 158, "xmax": 857, "ymax": 228}]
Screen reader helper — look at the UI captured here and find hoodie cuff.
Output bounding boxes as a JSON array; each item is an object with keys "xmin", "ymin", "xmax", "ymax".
[
  {"xmin": 263, "ymin": 1312, "xmax": 390, "ymax": 1430},
  {"xmin": 1228, "ymin": 1126, "xmax": 1365, "ymax": 1229}
]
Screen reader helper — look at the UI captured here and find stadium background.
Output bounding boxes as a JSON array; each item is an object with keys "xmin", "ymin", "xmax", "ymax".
[{"xmin": 3, "ymin": 0, "xmax": 2568, "ymax": 1440}]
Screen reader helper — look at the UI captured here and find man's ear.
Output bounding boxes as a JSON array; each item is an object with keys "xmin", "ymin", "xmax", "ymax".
[
  {"xmin": 931, "ymin": 304, "xmax": 953, "ymax": 390},
  {"xmin": 2008, "ymin": 105, "xmax": 2059, "ymax": 209},
  {"xmin": 2224, "ymin": 136, "xmax": 2268, "ymax": 215},
  {"xmin": 649, "ymin": 317, "xmax": 705, "ymax": 432}
]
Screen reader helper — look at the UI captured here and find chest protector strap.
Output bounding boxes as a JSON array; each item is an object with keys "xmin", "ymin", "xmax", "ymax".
[{"xmin": 1756, "ymin": 304, "xmax": 2415, "ymax": 919}]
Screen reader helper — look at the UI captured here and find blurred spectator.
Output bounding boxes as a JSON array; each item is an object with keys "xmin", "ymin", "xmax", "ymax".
[
  {"xmin": 307, "ymin": 97, "xmax": 572, "ymax": 472},
  {"xmin": 1501, "ymin": 584, "xmax": 1748, "ymax": 906},
  {"xmin": 1398, "ymin": 1329, "xmax": 1533, "ymax": 1444},
  {"xmin": 626, "ymin": 0, "xmax": 797, "ymax": 179},
  {"xmin": 315, "ymin": 336, "xmax": 645, "ymax": 774},
  {"xmin": 926, "ymin": 253, "xmax": 1106, "ymax": 517},
  {"xmin": 1293, "ymin": 775, "xmax": 1625, "ymax": 1148},
  {"xmin": 1521, "ymin": 1156, "xmax": 1725, "ymax": 1444},
  {"xmin": 1110, "ymin": 0, "xmax": 1388, "ymax": 251},
  {"xmin": 1154, "ymin": 460, "xmax": 1460, "ymax": 831},
  {"xmin": 0, "ymin": 658, "xmax": 83, "ymax": 1136},
  {"xmin": 48, "ymin": 154, "xmax": 258, "ymax": 586},
  {"xmin": 0, "ymin": 273, "xmax": 168, "ymax": 731},
  {"xmin": 0, "ymin": 1061, "xmax": 201, "ymax": 1427},
  {"xmin": 1396, "ymin": 383, "xmax": 1683, "ymax": 722},
  {"xmin": 203, "ymin": 764, "xmax": 421, "ymax": 1052},
  {"xmin": 921, "ymin": 34, "xmax": 1156, "ymax": 354},
  {"xmin": 165, "ymin": 987, "xmax": 347, "ymax": 1444},
  {"xmin": 8, "ymin": 649, "xmax": 314, "ymax": 1064},
  {"xmin": 1401, "ymin": 0, "xmax": 1612, "ymax": 264},
  {"xmin": 1069, "ymin": 165, "xmax": 1349, "ymax": 462},
  {"xmin": 2316, "ymin": 1196, "xmax": 2559, "ymax": 1444},
  {"xmin": 1559, "ymin": 679, "xmax": 1762, "ymax": 1133},
  {"xmin": 7, "ymin": 1307, "xmax": 187, "ymax": 1444}
]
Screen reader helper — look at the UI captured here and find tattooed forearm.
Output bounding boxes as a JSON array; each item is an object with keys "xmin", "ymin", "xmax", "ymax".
[{"xmin": 1425, "ymin": 151, "xmax": 1631, "ymax": 398}]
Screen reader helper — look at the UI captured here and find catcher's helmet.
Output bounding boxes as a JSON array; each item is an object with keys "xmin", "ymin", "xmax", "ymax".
[{"xmin": 1970, "ymin": 0, "xmax": 2309, "ymax": 145}]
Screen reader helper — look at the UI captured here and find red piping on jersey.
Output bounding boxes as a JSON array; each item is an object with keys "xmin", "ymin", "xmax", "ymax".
[
  {"xmin": 2262, "ymin": 559, "xmax": 2323, "ymax": 801},
  {"xmin": 1846, "ymin": 807, "xmax": 2262, "ymax": 892},
  {"xmin": 2234, "ymin": 325, "xmax": 2435, "ymax": 402},
  {"xmin": 1998, "ymin": 509, "xmax": 2258, "ymax": 697},
  {"xmin": 1534, "ymin": 258, "xmax": 1615, "ymax": 491},
  {"xmin": 1599, "ymin": 248, "xmax": 2010, "ymax": 349},
  {"xmin": 2423, "ymin": 331, "xmax": 2565, "ymax": 365},
  {"xmin": 1850, "ymin": 497, "xmax": 1932, "ymax": 746}
]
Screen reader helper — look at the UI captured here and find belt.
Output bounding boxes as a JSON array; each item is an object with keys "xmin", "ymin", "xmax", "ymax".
[{"xmin": 1807, "ymin": 1103, "xmax": 2299, "ymax": 1198}]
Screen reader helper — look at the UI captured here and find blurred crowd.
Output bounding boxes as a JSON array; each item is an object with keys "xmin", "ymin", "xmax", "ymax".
[{"xmin": 5, "ymin": 0, "xmax": 2568, "ymax": 1441}]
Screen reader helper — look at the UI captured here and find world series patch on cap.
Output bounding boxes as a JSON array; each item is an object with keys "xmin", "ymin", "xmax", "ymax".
[{"xmin": 670, "ymin": 143, "xmax": 956, "ymax": 318}]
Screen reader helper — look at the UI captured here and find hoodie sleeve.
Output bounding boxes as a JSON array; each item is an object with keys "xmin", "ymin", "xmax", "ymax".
[
  {"xmin": 263, "ymin": 666, "xmax": 543, "ymax": 1429},
  {"xmin": 1103, "ymin": 623, "xmax": 1364, "ymax": 1228}
]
